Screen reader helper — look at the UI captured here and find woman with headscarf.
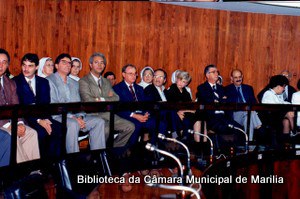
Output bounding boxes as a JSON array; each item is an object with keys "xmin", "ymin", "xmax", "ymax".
[
  {"xmin": 38, "ymin": 57, "xmax": 54, "ymax": 78},
  {"xmin": 69, "ymin": 57, "xmax": 82, "ymax": 81},
  {"xmin": 138, "ymin": 66, "xmax": 154, "ymax": 89}
]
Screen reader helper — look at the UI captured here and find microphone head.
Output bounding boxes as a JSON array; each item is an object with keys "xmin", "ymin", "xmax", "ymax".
[
  {"xmin": 158, "ymin": 133, "xmax": 166, "ymax": 140},
  {"xmin": 228, "ymin": 124, "xmax": 233, "ymax": 128},
  {"xmin": 145, "ymin": 143, "xmax": 156, "ymax": 151}
]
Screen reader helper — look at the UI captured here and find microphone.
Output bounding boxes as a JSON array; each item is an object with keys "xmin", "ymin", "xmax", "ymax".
[
  {"xmin": 145, "ymin": 143, "xmax": 184, "ymax": 185},
  {"xmin": 157, "ymin": 133, "xmax": 191, "ymax": 176},
  {"xmin": 188, "ymin": 130, "xmax": 214, "ymax": 164},
  {"xmin": 228, "ymin": 124, "xmax": 248, "ymax": 152},
  {"xmin": 147, "ymin": 183, "xmax": 201, "ymax": 199}
]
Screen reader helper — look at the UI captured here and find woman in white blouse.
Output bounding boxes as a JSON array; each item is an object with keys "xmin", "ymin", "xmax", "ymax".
[
  {"xmin": 262, "ymin": 75, "xmax": 294, "ymax": 140},
  {"xmin": 291, "ymin": 79, "xmax": 300, "ymax": 129}
]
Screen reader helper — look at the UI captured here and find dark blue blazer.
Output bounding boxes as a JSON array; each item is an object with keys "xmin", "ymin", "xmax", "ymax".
[
  {"xmin": 196, "ymin": 81, "xmax": 227, "ymax": 104},
  {"xmin": 144, "ymin": 84, "xmax": 163, "ymax": 101},
  {"xmin": 14, "ymin": 74, "xmax": 51, "ymax": 123},
  {"xmin": 225, "ymin": 83, "xmax": 257, "ymax": 104},
  {"xmin": 113, "ymin": 81, "xmax": 146, "ymax": 119}
]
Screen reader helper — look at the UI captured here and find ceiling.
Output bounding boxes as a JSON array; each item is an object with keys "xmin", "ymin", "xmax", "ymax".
[{"xmin": 151, "ymin": 1, "xmax": 300, "ymax": 16}]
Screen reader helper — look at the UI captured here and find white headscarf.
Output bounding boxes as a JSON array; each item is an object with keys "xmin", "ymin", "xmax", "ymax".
[
  {"xmin": 38, "ymin": 57, "xmax": 51, "ymax": 78},
  {"xmin": 138, "ymin": 66, "xmax": 154, "ymax": 89},
  {"xmin": 71, "ymin": 57, "xmax": 82, "ymax": 70},
  {"xmin": 171, "ymin": 69, "xmax": 181, "ymax": 84}
]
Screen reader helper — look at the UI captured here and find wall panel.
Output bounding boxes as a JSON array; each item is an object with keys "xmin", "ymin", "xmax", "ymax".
[{"xmin": 0, "ymin": 0, "xmax": 299, "ymax": 97}]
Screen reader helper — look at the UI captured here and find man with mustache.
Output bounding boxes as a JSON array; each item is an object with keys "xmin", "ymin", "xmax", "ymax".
[{"xmin": 225, "ymin": 69, "xmax": 264, "ymax": 143}]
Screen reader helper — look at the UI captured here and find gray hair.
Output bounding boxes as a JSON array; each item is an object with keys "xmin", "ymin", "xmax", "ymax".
[
  {"xmin": 176, "ymin": 70, "xmax": 191, "ymax": 83},
  {"xmin": 89, "ymin": 52, "xmax": 107, "ymax": 66}
]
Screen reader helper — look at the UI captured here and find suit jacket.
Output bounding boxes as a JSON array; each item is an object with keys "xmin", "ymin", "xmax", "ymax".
[
  {"xmin": 0, "ymin": 75, "xmax": 21, "ymax": 126},
  {"xmin": 144, "ymin": 84, "xmax": 164, "ymax": 101},
  {"xmin": 196, "ymin": 81, "xmax": 227, "ymax": 104},
  {"xmin": 79, "ymin": 73, "xmax": 119, "ymax": 102},
  {"xmin": 225, "ymin": 83, "xmax": 257, "ymax": 104},
  {"xmin": 46, "ymin": 72, "xmax": 80, "ymax": 103},
  {"xmin": 113, "ymin": 81, "xmax": 146, "ymax": 119},
  {"xmin": 13, "ymin": 74, "xmax": 51, "ymax": 124}
]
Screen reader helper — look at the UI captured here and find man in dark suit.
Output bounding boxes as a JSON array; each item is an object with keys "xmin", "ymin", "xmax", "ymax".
[
  {"xmin": 144, "ymin": 69, "xmax": 167, "ymax": 102},
  {"xmin": 79, "ymin": 52, "xmax": 134, "ymax": 148},
  {"xmin": 144, "ymin": 69, "xmax": 168, "ymax": 134},
  {"xmin": 14, "ymin": 53, "xmax": 63, "ymax": 158},
  {"xmin": 196, "ymin": 65, "xmax": 243, "ymax": 146},
  {"xmin": 0, "ymin": 49, "xmax": 40, "ymax": 163},
  {"xmin": 225, "ymin": 69, "xmax": 262, "ymax": 141},
  {"xmin": 113, "ymin": 64, "xmax": 156, "ymax": 146}
]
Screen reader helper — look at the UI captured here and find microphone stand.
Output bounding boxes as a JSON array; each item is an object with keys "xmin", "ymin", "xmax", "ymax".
[
  {"xmin": 157, "ymin": 133, "xmax": 192, "ymax": 177},
  {"xmin": 188, "ymin": 130, "xmax": 214, "ymax": 164},
  {"xmin": 147, "ymin": 183, "xmax": 201, "ymax": 199},
  {"xmin": 146, "ymin": 143, "xmax": 184, "ymax": 184},
  {"xmin": 228, "ymin": 124, "xmax": 248, "ymax": 152}
]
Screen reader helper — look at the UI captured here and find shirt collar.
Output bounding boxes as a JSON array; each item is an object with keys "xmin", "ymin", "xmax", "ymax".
[
  {"xmin": 90, "ymin": 72, "xmax": 101, "ymax": 83},
  {"xmin": 24, "ymin": 76, "xmax": 36, "ymax": 83}
]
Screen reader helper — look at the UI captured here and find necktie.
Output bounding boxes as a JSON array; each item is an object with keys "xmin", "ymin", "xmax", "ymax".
[
  {"xmin": 212, "ymin": 85, "xmax": 219, "ymax": 99},
  {"xmin": 98, "ymin": 78, "xmax": 102, "ymax": 94},
  {"xmin": 0, "ymin": 77, "xmax": 7, "ymax": 104},
  {"xmin": 129, "ymin": 85, "xmax": 137, "ymax": 101},
  {"xmin": 28, "ymin": 80, "xmax": 35, "ymax": 96},
  {"xmin": 282, "ymin": 89, "xmax": 288, "ymax": 101},
  {"xmin": 237, "ymin": 87, "xmax": 245, "ymax": 103}
]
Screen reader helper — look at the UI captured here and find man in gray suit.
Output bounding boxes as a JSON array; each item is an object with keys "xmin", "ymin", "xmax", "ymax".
[
  {"xmin": 79, "ymin": 52, "xmax": 134, "ymax": 148},
  {"xmin": 47, "ymin": 53, "xmax": 105, "ymax": 153}
]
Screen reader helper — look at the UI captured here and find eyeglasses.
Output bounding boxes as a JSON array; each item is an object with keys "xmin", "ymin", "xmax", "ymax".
[
  {"xmin": 154, "ymin": 75, "xmax": 165, "ymax": 79},
  {"xmin": 208, "ymin": 70, "xmax": 218, "ymax": 74},
  {"xmin": 0, "ymin": 60, "xmax": 8, "ymax": 66},
  {"xmin": 45, "ymin": 64, "xmax": 54, "ymax": 67},
  {"xmin": 60, "ymin": 60, "xmax": 72, "ymax": 65},
  {"xmin": 124, "ymin": 72, "xmax": 138, "ymax": 77},
  {"xmin": 144, "ymin": 74, "xmax": 153, "ymax": 77}
]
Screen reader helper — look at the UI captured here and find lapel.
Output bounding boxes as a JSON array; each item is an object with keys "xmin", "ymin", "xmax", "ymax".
[
  {"xmin": 2, "ymin": 76, "xmax": 15, "ymax": 104},
  {"xmin": 22, "ymin": 74, "xmax": 35, "ymax": 96},
  {"xmin": 87, "ymin": 73, "xmax": 102, "ymax": 98},
  {"xmin": 122, "ymin": 81, "xmax": 135, "ymax": 101}
]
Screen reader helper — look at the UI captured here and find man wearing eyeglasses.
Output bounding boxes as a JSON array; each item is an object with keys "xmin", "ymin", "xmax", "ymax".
[
  {"xmin": 113, "ymin": 64, "xmax": 157, "ymax": 147},
  {"xmin": 196, "ymin": 64, "xmax": 243, "ymax": 148},
  {"xmin": 47, "ymin": 53, "xmax": 106, "ymax": 153}
]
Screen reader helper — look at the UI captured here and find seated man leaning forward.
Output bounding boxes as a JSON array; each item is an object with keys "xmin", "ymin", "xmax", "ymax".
[
  {"xmin": 47, "ymin": 53, "xmax": 106, "ymax": 153},
  {"xmin": 79, "ymin": 52, "xmax": 134, "ymax": 148}
]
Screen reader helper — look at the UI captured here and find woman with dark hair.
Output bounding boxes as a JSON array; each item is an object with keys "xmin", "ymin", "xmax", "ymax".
[
  {"xmin": 262, "ymin": 75, "xmax": 294, "ymax": 142},
  {"xmin": 291, "ymin": 79, "xmax": 300, "ymax": 130}
]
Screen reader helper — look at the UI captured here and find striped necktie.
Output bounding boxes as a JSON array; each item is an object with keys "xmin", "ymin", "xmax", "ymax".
[
  {"xmin": 129, "ymin": 85, "xmax": 137, "ymax": 101},
  {"xmin": 0, "ymin": 77, "xmax": 7, "ymax": 104}
]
